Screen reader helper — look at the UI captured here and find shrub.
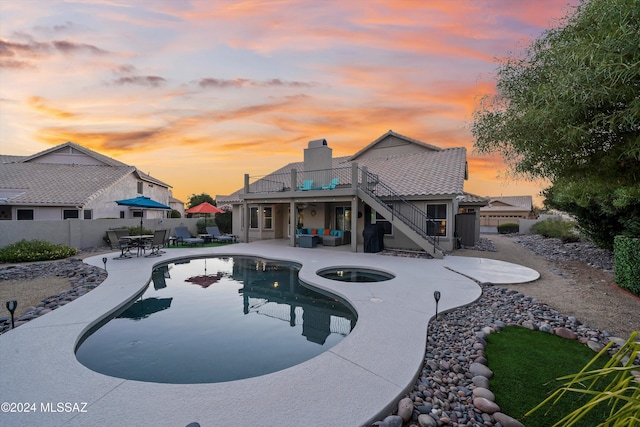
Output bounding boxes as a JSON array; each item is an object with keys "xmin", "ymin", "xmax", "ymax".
[
  {"xmin": 614, "ymin": 236, "xmax": 640, "ymax": 296},
  {"xmin": 531, "ymin": 218, "xmax": 579, "ymax": 242},
  {"xmin": 0, "ymin": 240, "xmax": 77, "ymax": 263},
  {"xmin": 497, "ymin": 223, "xmax": 519, "ymax": 234},
  {"xmin": 126, "ymin": 226, "xmax": 153, "ymax": 236}
]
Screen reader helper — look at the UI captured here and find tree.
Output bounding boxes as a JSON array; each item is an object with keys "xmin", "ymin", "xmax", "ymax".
[
  {"xmin": 472, "ymin": 0, "xmax": 640, "ymax": 248},
  {"xmin": 186, "ymin": 193, "xmax": 215, "ymax": 209}
]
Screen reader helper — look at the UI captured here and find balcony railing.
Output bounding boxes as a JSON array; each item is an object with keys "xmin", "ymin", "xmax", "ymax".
[{"xmin": 247, "ymin": 167, "xmax": 353, "ymax": 194}]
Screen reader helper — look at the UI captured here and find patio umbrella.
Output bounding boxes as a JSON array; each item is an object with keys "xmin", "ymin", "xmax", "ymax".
[
  {"xmin": 185, "ymin": 272, "xmax": 224, "ymax": 288},
  {"xmin": 115, "ymin": 196, "xmax": 171, "ymax": 235},
  {"xmin": 185, "ymin": 202, "xmax": 223, "ymax": 228}
]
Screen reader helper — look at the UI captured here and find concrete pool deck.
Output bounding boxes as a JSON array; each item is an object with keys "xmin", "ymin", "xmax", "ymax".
[{"xmin": 0, "ymin": 242, "xmax": 539, "ymax": 426}]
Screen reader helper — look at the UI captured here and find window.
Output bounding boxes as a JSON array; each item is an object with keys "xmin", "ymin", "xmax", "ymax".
[
  {"xmin": 137, "ymin": 182, "xmax": 143, "ymax": 194},
  {"xmin": 63, "ymin": 210, "xmax": 79, "ymax": 219},
  {"xmin": 84, "ymin": 210, "xmax": 93, "ymax": 220},
  {"xmin": 426, "ymin": 203, "xmax": 447, "ymax": 236},
  {"xmin": 375, "ymin": 210, "xmax": 392, "ymax": 234},
  {"xmin": 17, "ymin": 209, "xmax": 34, "ymax": 220},
  {"xmin": 250, "ymin": 206, "xmax": 259, "ymax": 229},
  {"xmin": 133, "ymin": 211, "xmax": 143, "ymax": 218},
  {"xmin": 263, "ymin": 207, "xmax": 272, "ymax": 229},
  {"xmin": 120, "ymin": 211, "xmax": 125, "ymax": 219},
  {"xmin": 335, "ymin": 206, "xmax": 352, "ymax": 231}
]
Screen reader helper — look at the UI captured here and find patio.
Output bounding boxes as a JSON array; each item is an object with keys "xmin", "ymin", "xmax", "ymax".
[{"xmin": 0, "ymin": 241, "xmax": 538, "ymax": 426}]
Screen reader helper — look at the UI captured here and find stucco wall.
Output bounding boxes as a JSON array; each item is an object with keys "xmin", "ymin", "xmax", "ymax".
[
  {"xmin": 86, "ymin": 174, "xmax": 171, "ymax": 220},
  {"xmin": 0, "ymin": 218, "xmax": 199, "ymax": 250}
]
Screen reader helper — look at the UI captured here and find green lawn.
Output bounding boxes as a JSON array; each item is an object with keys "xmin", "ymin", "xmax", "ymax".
[{"xmin": 486, "ymin": 326, "xmax": 613, "ymax": 426}]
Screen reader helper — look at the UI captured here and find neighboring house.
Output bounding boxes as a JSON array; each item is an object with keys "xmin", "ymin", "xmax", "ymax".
[
  {"xmin": 169, "ymin": 196, "xmax": 185, "ymax": 218},
  {"xmin": 217, "ymin": 130, "xmax": 487, "ymax": 258},
  {"xmin": 479, "ymin": 196, "xmax": 535, "ymax": 227},
  {"xmin": 0, "ymin": 141, "xmax": 173, "ymax": 221}
]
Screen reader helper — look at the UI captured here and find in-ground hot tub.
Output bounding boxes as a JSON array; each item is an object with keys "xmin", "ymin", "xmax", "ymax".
[{"xmin": 317, "ymin": 267, "xmax": 394, "ymax": 282}]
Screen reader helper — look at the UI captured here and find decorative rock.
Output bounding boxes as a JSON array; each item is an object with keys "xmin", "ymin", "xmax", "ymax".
[
  {"xmin": 587, "ymin": 340, "xmax": 605, "ymax": 352},
  {"xmin": 416, "ymin": 404, "xmax": 432, "ymax": 414},
  {"xmin": 472, "ymin": 375, "xmax": 490, "ymax": 389},
  {"xmin": 469, "ymin": 362, "xmax": 493, "ymax": 379},
  {"xmin": 374, "ymin": 415, "xmax": 403, "ymax": 427},
  {"xmin": 473, "ymin": 397, "xmax": 500, "ymax": 414},
  {"xmin": 472, "ymin": 387, "xmax": 495, "ymax": 401},
  {"xmin": 493, "ymin": 412, "xmax": 525, "ymax": 427},
  {"xmin": 555, "ymin": 327, "xmax": 578, "ymax": 340},
  {"xmin": 397, "ymin": 398, "xmax": 413, "ymax": 422},
  {"xmin": 417, "ymin": 414, "xmax": 438, "ymax": 427}
]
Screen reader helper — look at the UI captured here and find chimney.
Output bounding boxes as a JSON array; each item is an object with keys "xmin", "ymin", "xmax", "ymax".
[{"xmin": 303, "ymin": 139, "xmax": 332, "ymax": 187}]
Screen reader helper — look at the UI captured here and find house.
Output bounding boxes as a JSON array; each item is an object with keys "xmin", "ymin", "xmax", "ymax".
[
  {"xmin": 0, "ymin": 141, "xmax": 174, "ymax": 221},
  {"xmin": 479, "ymin": 196, "xmax": 535, "ymax": 227},
  {"xmin": 216, "ymin": 131, "xmax": 487, "ymax": 258},
  {"xmin": 169, "ymin": 196, "xmax": 186, "ymax": 218}
]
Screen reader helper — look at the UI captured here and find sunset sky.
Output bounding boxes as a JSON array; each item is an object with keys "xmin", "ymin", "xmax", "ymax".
[{"xmin": 0, "ymin": 0, "xmax": 579, "ymax": 205}]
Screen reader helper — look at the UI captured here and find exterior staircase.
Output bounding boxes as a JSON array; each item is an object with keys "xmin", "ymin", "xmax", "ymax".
[{"xmin": 357, "ymin": 168, "xmax": 446, "ymax": 259}]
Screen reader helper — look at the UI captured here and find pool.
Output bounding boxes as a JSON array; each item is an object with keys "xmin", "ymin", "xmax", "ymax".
[
  {"xmin": 75, "ymin": 256, "xmax": 357, "ymax": 384},
  {"xmin": 317, "ymin": 267, "xmax": 395, "ymax": 282}
]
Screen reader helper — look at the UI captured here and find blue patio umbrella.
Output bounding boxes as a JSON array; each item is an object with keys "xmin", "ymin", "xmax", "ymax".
[{"xmin": 115, "ymin": 196, "xmax": 171, "ymax": 234}]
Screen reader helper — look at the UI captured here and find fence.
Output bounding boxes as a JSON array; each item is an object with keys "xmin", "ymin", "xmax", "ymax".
[{"xmin": 0, "ymin": 218, "xmax": 200, "ymax": 250}]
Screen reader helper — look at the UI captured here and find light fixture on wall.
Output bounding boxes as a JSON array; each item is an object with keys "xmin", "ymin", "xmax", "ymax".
[{"xmin": 310, "ymin": 209, "xmax": 316, "ymax": 216}]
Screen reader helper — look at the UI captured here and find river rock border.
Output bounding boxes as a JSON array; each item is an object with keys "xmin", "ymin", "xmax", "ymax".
[
  {"xmin": 0, "ymin": 258, "xmax": 107, "ymax": 334},
  {"xmin": 370, "ymin": 283, "xmax": 638, "ymax": 427}
]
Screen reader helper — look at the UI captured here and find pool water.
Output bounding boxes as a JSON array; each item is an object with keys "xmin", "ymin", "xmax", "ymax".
[
  {"xmin": 317, "ymin": 267, "xmax": 394, "ymax": 282},
  {"xmin": 75, "ymin": 256, "xmax": 356, "ymax": 384}
]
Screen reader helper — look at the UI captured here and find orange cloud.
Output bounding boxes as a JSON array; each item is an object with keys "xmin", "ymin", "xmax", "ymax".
[{"xmin": 28, "ymin": 96, "xmax": 76, "ymax": 119}]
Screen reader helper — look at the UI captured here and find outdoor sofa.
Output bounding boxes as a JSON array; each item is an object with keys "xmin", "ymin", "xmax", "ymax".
[{"xmin": 296, "ymin": 228, "xmax": 351, "ymax": 246}]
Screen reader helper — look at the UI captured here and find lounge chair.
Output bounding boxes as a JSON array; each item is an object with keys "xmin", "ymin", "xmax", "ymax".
[
  {"xmin": 322, "ymin": 177, "xmax": 339, "ymax": 190},
  {"xmin": 298, "ymin": 179, "xmax": 313, "ymax": 191},
  {"xmin": 107, "ymin": 229, "xmax": 134, "ymax": 259},
  {"xmin": 144, "ymin": 229, "xmax": 168, "ymax": 257},
  {"xmin": 173, "ymin": 226, "xmax": 204, "ymax": 246},
  {"xmin": 206, "ymin": 226, "xmax": 234, "ymax": 243}
]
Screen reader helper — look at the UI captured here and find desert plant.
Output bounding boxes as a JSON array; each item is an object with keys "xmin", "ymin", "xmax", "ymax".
[
  {"xmin": 0, "ymin": 239, "xmax": 77, "ymax": 262},
  {"xmin": 531, "ymin": 218, "xmax": 579, "ymax": 242},
  {"xmin": 526, "ymin": 331, "xmax": 639, "ymax": 426}
]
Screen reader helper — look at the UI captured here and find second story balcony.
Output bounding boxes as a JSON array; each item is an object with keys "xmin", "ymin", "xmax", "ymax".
[{"xmin": 243, "ymin": 165, "xmax": 363, "ymax": 200}]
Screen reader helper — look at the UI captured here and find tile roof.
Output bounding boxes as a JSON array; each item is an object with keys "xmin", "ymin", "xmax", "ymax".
[
  {"xmin": 20, "ymin": 141, "xmax": 129, "ymax": 167},
  {"xmin": 349, "ymin": 130, "xmax": 442, "ymax": 161},
  {"xmin": 0, "ymin": 163, "xmax": 134, "ymax": 205},
  {"xmin": 0, "ymin": 142, "xmax": 171, "ymax": 206},
  {"xmin": 351, "ymin": 148, "xmax": 467, "ymax": 196}
]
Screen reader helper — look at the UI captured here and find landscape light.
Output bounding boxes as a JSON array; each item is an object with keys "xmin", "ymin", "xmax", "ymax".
[
  {"xmin": 433, "ymin": 291, "xmax": 441, "ymax": 319},
  {"xmin": 6, "ymin": 300, "xmax": 17, "ymax": 329}
]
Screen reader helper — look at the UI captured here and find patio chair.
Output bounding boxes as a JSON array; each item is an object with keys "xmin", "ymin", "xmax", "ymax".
[
  {"xmin": 107, "ymin": 230, "xmax": 134, "ymax": 259},
  {"xmin": 322, "ymin": 177, "xmax": 339, "ymax": 190},
  {"xmin": 206, "ymin": 226, "xmax": 234, "ymax": 243},
  {"xmin": 298, "ymin": 179, "xmax": 314, "ymax": 191},
  {"xmin": 144, "ymin": 229, "xmax": 168, "ymax": 257},
  {"xmin": 173, "ymin": 226, "xmax": 204, "ymax": 246}
]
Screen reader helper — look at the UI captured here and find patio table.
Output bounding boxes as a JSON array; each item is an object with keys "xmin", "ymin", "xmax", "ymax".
[{"xmin": 121, "ymin": 235, "xmax": 153, "ymax": 257}]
